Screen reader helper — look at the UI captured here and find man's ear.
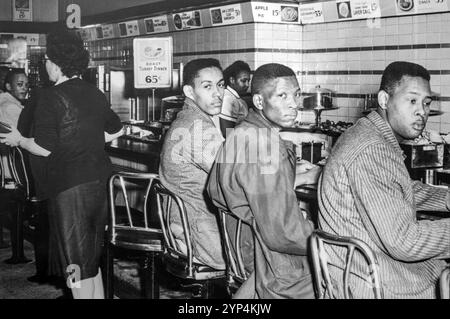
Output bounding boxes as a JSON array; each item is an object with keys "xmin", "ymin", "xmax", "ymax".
[
  {"xmin": 378, "ymin": 90, "xmax": 389, "ymax": 110},
  {"xmin": 5, "ymin": 83, "xmax": 11, "ymax": 92},
  {"xmin": 252, "ymin": 94, "xmax": 264, "ymax": 110},
  {"xmin": 183, "ymin": 85, "xmax": 195, "ymax": 100},
  {"xmin": 229, "ymin": 77, "xmax": 236, "ymax": 86}
]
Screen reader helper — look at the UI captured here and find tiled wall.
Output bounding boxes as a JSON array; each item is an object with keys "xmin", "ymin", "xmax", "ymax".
[
  {"xmin": 299, "ymin": 12, "xmax": 450, "ymax": 132},
  {"xmin": 88, "ymin": 23, "xmax": 257, "ymax": 70},
  {"xmin": 87, "ymin": 11, "xmax": 450, "ymax": 133}
]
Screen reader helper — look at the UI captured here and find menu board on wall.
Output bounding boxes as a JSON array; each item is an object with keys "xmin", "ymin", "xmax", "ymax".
[
  {"xmin": 299, "ymin": 2, "xmax": 325, "ymax": 24},
  {"xmin": 395, "ymin": 0, "xmax": 448, "ymax": 15},
  {"xmin": 252, "ymin": 2, "xmax": 300, "ymax": 23},
  {"xmin": 172, "ymin": 11, "xmax": 202, "ymax": 30},
  {"xmin": 102, "ymin": 25, "xmax": 115, "ymax": 39},
  {"xmin": 78, "ymin": 28, "xmax": 94, "ymax": 41},
  {"xmin": 133, "ymin": 37, "xmax": 173, "ymax": 89},
  {"xmin": 336, "ymin": 0, "xmax": 381, "ymax": 20},
  {"xmin": 144, "ymin": 15, "xmax": 170, "ymax": 34},
  {"xmin": 95, "ymin": 26, "xmax": 104, "ymax": 39},
  {"xmin": 119, "ymin": 21, "xmax": 140, "ymax": 37},
  {"xmin": 12, "ymin": 0, "xmax": 32, "ymax": 22},
  {"xmin": 210, "ymin": 4, "xmax": 243, "ymax": 26}
]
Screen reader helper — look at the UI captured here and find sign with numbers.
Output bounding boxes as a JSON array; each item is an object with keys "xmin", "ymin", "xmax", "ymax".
[
  {"xmin": 252, "ymin": 2, "xmax": 299, "ymax": 23},
  {"xmin": 118, "ymin": 20, "xmax": 140, "ymax": 37},
  {"xmin": 336, "ymin": 0, "xmax": 381, "ymax": 20},
  {"xmin": 102, "ymin": 25, "xmax": 114, "ymax": 39},
  {"xmin": 172, "ymin": 11, "xmax": 203, "ymax": 30},
  {"xmin": 396, "ymin": 0, "xmax": 448, "ymax": 15},
  {"xmin": 12, "ymin": 0, "xmax": 32, "ymax": 21},
  {"xmin": 144, "ymin": 15, "xmax": 169, "ymax": 34},
  {"xmin": 210, "ymin": 4, "xmax": 243, "ymax": 26},
  {"xmin": 133, "ymin": 37, "xmax": 172, "ymax": 89},
  {"xmin": 299, "ymin": 2, "xmax": 324, "ymax": 24}
]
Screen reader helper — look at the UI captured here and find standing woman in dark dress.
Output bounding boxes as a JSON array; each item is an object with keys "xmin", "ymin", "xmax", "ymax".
[{"xmin": 0, "ymin": 30, "xmax": 123, "ymax": 299}]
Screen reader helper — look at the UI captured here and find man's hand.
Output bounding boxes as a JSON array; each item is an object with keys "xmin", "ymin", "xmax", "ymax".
[
  {"xmin": 0, "ymin": 126, "xmax": 23, "ymax": 147},
  {"xmin": 295, "ymin": 160, "xmax": 322, "ymax": 187}
]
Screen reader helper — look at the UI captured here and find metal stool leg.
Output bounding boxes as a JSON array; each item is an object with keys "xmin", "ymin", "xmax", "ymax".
[
  {"xmin": 4, "ymin": 202, "xmax": 31, "ymax": 264},
  {"xmin": 0, "ymin": 215, "xmax": 10, "ymax": 249},
  {"xmin": 142, "ymin": 252, "xmax": 160, "ymax": 299},
  {"xmin": 105, "ymin": 243, "xmax": 114, "ymax": 299}
]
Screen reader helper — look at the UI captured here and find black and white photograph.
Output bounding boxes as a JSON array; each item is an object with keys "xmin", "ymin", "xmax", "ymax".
[{"xmin": 0, "ymin": 0, "xmax": 449, "ymax": 309}]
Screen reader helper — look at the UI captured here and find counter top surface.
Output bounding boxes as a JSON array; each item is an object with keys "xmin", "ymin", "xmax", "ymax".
[{"xmin": 106, "ymin": 137, "xmax": 161, "ymax": 158}]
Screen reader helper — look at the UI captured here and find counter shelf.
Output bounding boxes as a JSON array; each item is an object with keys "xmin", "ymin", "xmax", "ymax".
[{"xmin": 299, "ymin": 106, "xmax": 339, "ymax": 127}]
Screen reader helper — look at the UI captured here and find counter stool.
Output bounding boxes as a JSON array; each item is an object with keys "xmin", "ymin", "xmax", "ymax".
[
  {"xmin": 153, "ymin": 181, "xmax": 226, "ymax": 298},
  {"xmin": 440, "ymin": 265, "xmax": 450, "ymax": 299},
  {"xmin": 0, "ymin": 146, "xmax": 32, "ymax": 264},
  {"xmin": 309, "ymin": 229, "xmax": 383, "ymax": 299},
  {"xmin": 218, "ymin": 209, "xmax": 252, "ymax": 296},
  {"xmin": 105, "ymin": 172, "xmax": 162, "ymax": 299}
]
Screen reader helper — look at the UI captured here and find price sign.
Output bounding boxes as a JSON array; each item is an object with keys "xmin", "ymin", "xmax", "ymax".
[
  {"xmin": 144, "ymin": 15, "xmax": 169, "ymax": 34},
  {"xmin": 12, "ymin": 0, "xmax": 32, "ymax": 22},
  {"xmin": 252, "ymin": 2, "xmax": 299, "ymax": 23},
  {"xmin": 133, "ymin": 37, "xmax": 173, "ymax": 89},
  {"xmin": 102, "ymin": 25, "xmax": 114, "ymax": 39},
  {"xmin": 300, "ymin": 2, "xmax": 324, "ymax": 24},
  {"xmin": 210, "ymin": 4, "xmax": 243, "ymax": 26}
]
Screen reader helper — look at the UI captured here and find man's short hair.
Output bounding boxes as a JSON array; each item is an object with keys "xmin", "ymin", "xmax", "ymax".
[
  {"xmin": 251, "ymin": 63, "xmax": 296, "ymax": 95},
  {"xmin": 4, "ymin": 68, "xmax": 26, "ymax": 91},
  {"xmin": 380, "ymin": 61, "xmax": 430, "ymax": 96},
  {"xmin": 223, "ymin": 60, "xmax": 251, "ymax": 86},
  {"xmin": 183, "ymin": 58, "xmax": 222, "ymax": 87}
]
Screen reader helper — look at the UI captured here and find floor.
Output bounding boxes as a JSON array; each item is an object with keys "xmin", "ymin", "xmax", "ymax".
[{"xmin": 0, "ymin": 226, "xmax": 226, "ymax": 299}]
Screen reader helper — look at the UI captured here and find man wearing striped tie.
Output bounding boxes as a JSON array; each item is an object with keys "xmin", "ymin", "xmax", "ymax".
[{"xmin": 318, "ymin": 61, "xmax": 450, "ymax": 299}]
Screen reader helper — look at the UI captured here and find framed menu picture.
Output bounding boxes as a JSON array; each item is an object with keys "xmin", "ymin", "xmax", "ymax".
[
  {"xmin": 118, "ymin": 23, "xmax": 128, "ymax": 37},
  {"xmin": 12, "ymin": 0, "xmax": 32, "ymax": 21},
  {"xmin": 133, "ymin": 37, "xmax": 173, "ymax": 89},
  {"xmin": 144, "ymin": 15, "xmax": 169, "ymax": 34},
  {"xmin": 210, "ymin": 4, "xmax": 243, "ymax": 26}
]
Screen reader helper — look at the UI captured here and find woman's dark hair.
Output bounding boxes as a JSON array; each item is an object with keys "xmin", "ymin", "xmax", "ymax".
[
  {"xmin": 46, "ymin": 29, "xmax": 89, "ymax": 77},
  {"xmin": 251, "ymin": 63, "xmax": 296, "ymax": 95},
  {"xmin": 380, "ymin": 61, "xmax": 430, "ymax": 96},
  {"xmin": 183, "ymin": 58, "xmax": 222, "ymax": 87},
  {"xmin": 223, "ymin": 60, "xmax": 251, "ymax": 86}
]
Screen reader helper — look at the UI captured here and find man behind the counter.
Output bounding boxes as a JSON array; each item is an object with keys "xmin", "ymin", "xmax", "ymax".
[
  {"xmin": 207, "ymin": 63, "xmax": 321, "ymax": 298},
  {"xmin": 159, "ymin": 58, "xmax": 225, "ymax": 270},
  {"xmin": 318, "ymin": 61, "xmax": 450, "ymax": 299}
]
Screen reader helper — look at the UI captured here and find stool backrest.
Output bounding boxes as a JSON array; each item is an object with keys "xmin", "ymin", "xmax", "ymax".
[
  {"xmin": 0, "ymin": 145, "xmax": 4, "ymax": 189},
  {"xmin": 0, "ymin": 146, "xmax": 29, "ymax": 197},
  {"xmin": 218, "ymin": 209, "xmax": 250, "ymax": 295},
  {"xmin": 8, "ymin": 147, "xmax": 30, "ymax": 197},
  {"xmin": 108, "ymin": 172, "xmax": 161, "ymax": 251},
  {"xmin": 440, "ymin": 266, "xmax": 450, "ymax": 299},
  {"xmin": 153, "ymin": 180, "xmax": 194, "ymax": 276},
  {"xmin": 310, "ymin": 229, "xmax": 383, "ymax": 299}
]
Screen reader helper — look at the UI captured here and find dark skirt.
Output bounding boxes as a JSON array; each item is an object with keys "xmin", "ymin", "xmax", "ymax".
[{"xmin": 48, "ymin": 180, "xmax": 107, "ymax": 281}]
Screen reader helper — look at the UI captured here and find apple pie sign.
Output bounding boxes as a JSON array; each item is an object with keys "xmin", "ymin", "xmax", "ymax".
[{"xmin": 133, "ymin": 37, "xmax": 173, "ymax": 89}]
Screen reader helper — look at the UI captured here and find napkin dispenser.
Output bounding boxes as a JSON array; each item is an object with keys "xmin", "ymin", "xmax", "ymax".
[{"xmin": 400, "ymin": 142, "xmax": 444, "ymax": 169}]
